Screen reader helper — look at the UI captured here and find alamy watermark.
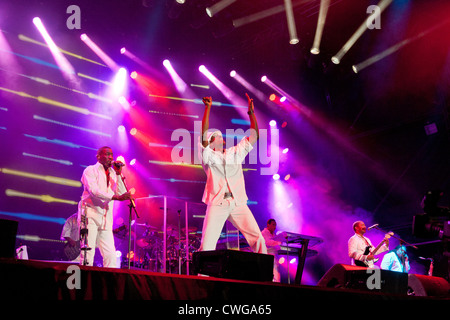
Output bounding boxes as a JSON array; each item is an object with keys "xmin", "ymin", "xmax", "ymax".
[{"xmin": 66, "ymin": 5, "xmax": 81, "ymax": 30}]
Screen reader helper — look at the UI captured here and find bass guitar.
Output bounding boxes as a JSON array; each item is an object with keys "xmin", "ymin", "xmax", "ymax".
[{"xmin": 354, "ymin": 232, "xmax": 393, "ymax": 267}]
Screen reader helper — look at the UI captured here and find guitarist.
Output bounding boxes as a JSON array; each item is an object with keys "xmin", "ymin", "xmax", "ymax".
[{"xmin": 348, "ymin": 221, "xmax": 389, "ymax": 267}]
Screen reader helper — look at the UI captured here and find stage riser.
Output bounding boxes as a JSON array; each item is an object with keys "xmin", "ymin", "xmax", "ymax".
[{"xmin": 2, "ymin": 259, "xmax": 445, "ymax": 301}]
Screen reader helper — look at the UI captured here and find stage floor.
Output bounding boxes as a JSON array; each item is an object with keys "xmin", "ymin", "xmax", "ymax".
[{"xmin": 1, "ymin": 258, "xmax": 448, "ymax": 302}]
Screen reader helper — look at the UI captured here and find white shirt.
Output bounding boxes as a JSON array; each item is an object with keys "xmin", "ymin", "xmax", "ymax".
[
  {"xmin": 60, "ymin": 213, "xmax": 79, "ymax": 241},
  {"xmin": 348, "ymin": 233, "xmax": 388, "ymax": 266},
  {"xmin": 199, "ymin": 137, "xmax": 253, "ymax": 206},
  {"xmin": 381, "ymin": 251, "xmax": 410, "ymax": 273},
  {"xmin": 261, "ymin": 228, "xmax": 281, "ymax": 256},
  {"xmin": 78, "ymin": 162, "xmax": 127, "ymax": 230}
]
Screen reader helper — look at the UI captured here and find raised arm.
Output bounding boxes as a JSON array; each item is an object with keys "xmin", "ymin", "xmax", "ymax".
[
  {"xmin": 201, "ymin": 96, "xmax": 212, "ymax": 148},
  {"xmin": 246, "ymin": 93, "xmax": 259, "ymax": 146}
]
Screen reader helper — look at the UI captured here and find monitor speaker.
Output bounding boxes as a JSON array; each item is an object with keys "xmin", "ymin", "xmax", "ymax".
[
  {"xmin": 407, "ymin": 274, "xmax": 450, "ymax": 297},
  {"xmin": 0, "ymin": 219, "xmax": 18, "ymax": 258},
  {"xmin": 317, "ymin": 264, "xmax": 408, "ymax": 295},
  {"xmin": 193, "ymin": 249, "xmax": 274, "ymax": 282}
]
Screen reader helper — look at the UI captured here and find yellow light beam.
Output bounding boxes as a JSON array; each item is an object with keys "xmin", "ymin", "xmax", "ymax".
[
  {"xmin": 0, "ymin": 168, "xmax": 82, "ymax": 187},
  {"xmin": 5, "ymin": 189, "xmax": 78, "ymax": 205},
  {"xmin": 0, "ymin": 86, "xmax": 112, "ymax": 120},
  {"xmin": 18, "ymin": 34, "xmax": 107, "ymax": 67}
]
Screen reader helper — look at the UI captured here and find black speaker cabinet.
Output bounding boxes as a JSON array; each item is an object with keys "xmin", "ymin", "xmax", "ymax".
[
  {"xmin": 317, "ymin": 264, "xmax": 408, "ymax": 295},
  {"xmin": 0, "ymin": 219, "xmax": 18, "ymax": 258},
  {"xmin": 193, "ymin": 250, "xmax": 274, "ymax": 282},
  {"xmin": 407, "ymin": 274, "xmax": 450, "ymax": 297}
]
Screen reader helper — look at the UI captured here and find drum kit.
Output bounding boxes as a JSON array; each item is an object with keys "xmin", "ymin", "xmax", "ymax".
[{"xmin": 115, "ymin": 222, "xmax": 201, "ymax": 274}]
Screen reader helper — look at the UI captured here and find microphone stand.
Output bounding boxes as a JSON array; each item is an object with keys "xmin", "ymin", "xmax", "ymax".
[
  {"xmin": 372, "ymin": 225, "xmax": 418, "ymax": 250},
  {"xmin": 118, "ymin": 170, "xmax": 139, "ymax": 270}
]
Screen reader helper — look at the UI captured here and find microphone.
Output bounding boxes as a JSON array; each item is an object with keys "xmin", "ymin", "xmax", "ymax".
[
  {"xmin": 367, "ymin": 224, "xmax": 379, "ymax": 230},
  {"xmin": 112, "ymin": 161, "xmax": 125, "ymax": 168}
]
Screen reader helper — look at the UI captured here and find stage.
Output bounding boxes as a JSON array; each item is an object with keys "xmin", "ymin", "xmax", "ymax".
[{"xmin": 1, "ymin": 258, "xmax": 448, "ymax": 303}]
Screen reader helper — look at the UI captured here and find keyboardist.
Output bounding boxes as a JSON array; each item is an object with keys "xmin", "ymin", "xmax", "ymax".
[{"xmin": 261, "ymin": 219, "xmax": 282, "ymax": 282}]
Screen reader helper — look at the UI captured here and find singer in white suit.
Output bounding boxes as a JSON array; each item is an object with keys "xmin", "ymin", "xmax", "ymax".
[
  {"xmin": 197, "ymin": 95, "xmax": 267, "ymax": 254},
  {"xmin": 78, "ymin": 146, "xmax": 132, "ymax": 268}
]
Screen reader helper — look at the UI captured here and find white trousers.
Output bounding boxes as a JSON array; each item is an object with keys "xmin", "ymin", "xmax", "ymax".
[
  {"xmin": 199, "ymin": 198, "xmax": 267, "ymax": 254},
  {"xmin": 80, "ymin": 218, "xmax": 117, "ymax": 268}
]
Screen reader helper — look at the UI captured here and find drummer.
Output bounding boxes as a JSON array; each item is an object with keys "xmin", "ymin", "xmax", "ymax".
[{"xmin": 261, "ymin": 219, "xmax": 282, "ymax": 282}]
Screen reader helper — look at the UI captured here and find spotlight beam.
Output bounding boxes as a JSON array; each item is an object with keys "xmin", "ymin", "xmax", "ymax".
[
  {"xmin": 331, "ymin": 0, "xmax": 393, "ymax": 64},
  {"xmin": 206, "ymin": 0, "xmax": 237, "ymax": 18},
  {"xmin": 80, "ymin": 34, "xmax": 119, "ymax": 71},
  {"xmin": 284, "ymin": 0, "xmax": 299, "ymax": 44},
  {"xmin": 32, "ymin": 17, "xmax": 80, "ymax": 88},
  {"xmin": 199, "ymin": 65, "xmax": 247, "ymax": 117},
  {"xmin": 310, "ymin": 0, "xmax": 330, "ymax": 54},
  {"xmin": 352, "ymin": 18, "xmax": 450, "ymax": 73}
]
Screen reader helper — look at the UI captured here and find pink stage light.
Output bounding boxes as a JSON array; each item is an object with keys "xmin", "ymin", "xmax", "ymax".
[
  {"xmin": 33, "ymin": 17, "xmax": 79, "ymax": 87},
  {"xmin": 199, "ymin": 64, "xmax": 247, "ymax": 117},
  {"xmin": 80, "ymin": 33, "xmax": 119, "ymax": 71},
  {"xmin": 163, "ymin": 59, "xmax": 192, "ymax": 96}
]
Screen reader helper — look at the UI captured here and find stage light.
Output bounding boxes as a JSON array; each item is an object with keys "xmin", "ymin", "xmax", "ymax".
[
  {"xmin": 130, "ymin": 158, "xmax": 137, "ymax": 166},
  {"xmin": 284, "ymin": 174, "xmax": 291, "ymax": 181},
  {"xmin": 269, "ymin": 94, "xmax": 276, "ymax": 101},
  {"xmin": 281, "ymin": 121, "xmax": 288, "ymax": 128},
  {"xmin": 118, "ymin": 96, "xmax": 131, "ymax": 110},
  {"xmin": 282, "ymin": 148, "xmax": 289, "ymax": 154},
  {"xmin": 120, "ymin": 47, "xmax": 126, "ymax": 54},
  {"xmin": 280, "ymin": 96, "xmax": 287, "ymax": 103},
  {"xmin": 351, "ymin": 19, "xmax": 449, "ymax": 74},
  {"xmin": 331, "ymin": 0, "xmax": 393, "ymax": 65},
  {"xmin": 229, "ymin": 70, "xmax": 266, "ymax": 103},
  {"xmin": 130, "ymin": 71, "xmax": 138, "ymax": 79},
  {"xmin": 32, "ymin": 17, "xmax": 79, "ymax": 87},
  {"xmin": 111, "ymin": 67, "xmax": 128, "ymax": 96},
  {"xmin": 80, "ymin": 33, "xmax": 119, "ymax": 71},
  {"xmin": 284, "ymin": 0, "xmax": 299, "ymax": 45},
  {"xmin": 273, "ymin": 173, "xmax": 280, "ymax": 180},
  {"xmin": 269, "ymin": 120, "xmax": 277, "ymax": 127},
  {"xmin": 310, "ymin": 0, "xmax": 330, "ymax": 55},
  {"xmin": 206, "ymin": 0, "xmax": 236, "ymax": 18},
  {"xmin": 163, "ymin": 59, "xmax": 193, "ymax": 97},
  {"xmin": 117, "ymin": 125, "xmax": 126, "ymax": 133},
  {"xmin": 261, "ymin": 75, "xmax": 267, "ymax": 83},
  {"xmin": 199, "ymin": 64, "xmax": 247, "ymax": 116},
  {"xmin": 290, "ymin": 258, "xmax": 297, "ymax": 264},
  {"xmin": 130, "ymin": 128, "xmax": 137, "ymax": 136},
  {"xmin": 278, "ymin": 257, "xmax": 285, "ymax": 264}
]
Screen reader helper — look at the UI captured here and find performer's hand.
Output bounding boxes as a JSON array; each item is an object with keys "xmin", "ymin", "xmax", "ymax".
[
  {"xmin": 246, "ymin": 93, "xmax": 254, "ymax": 114},
  {"xmin": 202, "ymin": 96, "xmax": 212, "ymax": 108},
  {"xmin": 113, "ymin": 192, "xmax": 133, "ymax": 201},
  {"xmin": 367, "ymin": 254, "xmax": 375, "ymax": 261}
]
